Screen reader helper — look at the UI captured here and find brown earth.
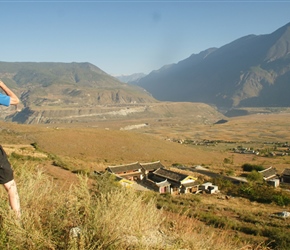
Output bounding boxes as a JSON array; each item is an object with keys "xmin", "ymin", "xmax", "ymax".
[
  {"xmin": 2, "ymin": 111, "xmax": 290, "ymax": 248},
  {"xmin": 1, "ymin": 111, "xmax": 290, "ymax": 188}
]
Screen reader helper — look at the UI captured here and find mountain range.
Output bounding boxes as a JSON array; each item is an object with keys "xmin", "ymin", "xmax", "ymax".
[
  {"xmin": 0, "ymin": 61, "xmax": 154, "ymax": 106},
  {"xmin": 1, "ymin": 22, "xmax": 290, "ymax": 124},
  {"xmin": 0, "ymin": 62, "xmax": 156, "ymax": 123},
  {"xmin": 0, "ymin": 62, "xmax": 223, "ymax": 125},
  {"xmin": 133, "ymin": 22, "xmax": 290, "ymax": 109}
]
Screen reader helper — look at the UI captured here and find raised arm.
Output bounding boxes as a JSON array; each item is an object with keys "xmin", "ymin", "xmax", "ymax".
[{"xmin": 0, "ymin": 80, "xmax": 20, "ymax": 105}]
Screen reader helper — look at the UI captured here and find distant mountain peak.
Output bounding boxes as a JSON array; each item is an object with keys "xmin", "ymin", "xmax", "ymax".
[
  {"xmin": 115, "ymin": 73, "xmax": 146, "ymax": 83},
  {"xmin": 265, "ymin": 22, "xmax": 290, "ymax": 62},
  {"xmin": 134, "ymin": 22, "xmax": 290, "ymax": 109},
  {"xmin": 0, "ymin": 61, "xmax": 156, "ymax": 110}
]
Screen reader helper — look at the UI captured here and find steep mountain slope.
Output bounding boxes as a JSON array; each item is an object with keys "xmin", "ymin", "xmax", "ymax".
[
  {"xmin": 0, "ymin": 62, "xmax": 155, "ymax": 107},
  {"xmin": 135, "ymin": 22, "xmax": 290, "ymax": 108},
  {"xmin": 0, "ymin": 61, "xmax": 225, "ymax": 124},
  {"xmin": 0, "ymin": 62, "xmax": 157, "ymax": 123}
]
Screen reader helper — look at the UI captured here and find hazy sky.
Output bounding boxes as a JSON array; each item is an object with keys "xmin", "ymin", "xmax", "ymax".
[{"xmin": 1, "ymin": 1, "xmax": 290, "ymax": 76}]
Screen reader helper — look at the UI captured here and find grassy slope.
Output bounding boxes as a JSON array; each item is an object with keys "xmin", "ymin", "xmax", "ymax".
[
  {"xmin": 1, "ymin": 111, "xmax": 290, "ymax": 172},
  {"xmin": 1, "ymin": 112, "xmax": 290, "ymax": 249},
  {"xmin": 0, "ymin": 121, "xmax": 224, "ymax": 169}
]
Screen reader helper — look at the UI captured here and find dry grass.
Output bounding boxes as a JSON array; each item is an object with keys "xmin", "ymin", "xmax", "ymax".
[
  {"xmin": 1, "ymin": 111, "xmax": 290, "ymax": 249},
  {"xmin": 0, "ymin": 158, "xmax": 263, "ymax": 250},
  {"xmin": 1, "ymin": 112, "xmax": 290, "ymax": 186},
  {"xmin": 0, "ymin": 121, "xmax": 226, "ymax": 170},
  {"xmin": 0, "ymin": 160, "xmax": 165, "ymax": 249}
]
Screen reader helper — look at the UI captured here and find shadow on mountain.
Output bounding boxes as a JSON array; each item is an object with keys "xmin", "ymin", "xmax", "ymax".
[{"xmin": 224, "ymin": 109, "xmax": 249, "ymax": 117}]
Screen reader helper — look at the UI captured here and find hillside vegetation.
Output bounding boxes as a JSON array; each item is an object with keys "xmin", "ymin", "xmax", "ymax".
[
  {"xmin": 1, "ymin": 156, "xmax": 257, "ymax": 250},
  {"xmin": 1, "ymin": 110, "xmax": 290, "ymax": 249}
]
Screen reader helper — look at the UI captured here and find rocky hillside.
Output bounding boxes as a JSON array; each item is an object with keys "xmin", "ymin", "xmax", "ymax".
[
  {"xmin": 6, "ymin": 101, "xmax": 224, "ymax": 125},
  {"xmin": 134, "ymin": 22, "xmax": 290, "ymax": 109},
  {"xmin": 0, "ymin": 61, "xmax": 226, "ymax": 124},
  {"xmin": 0, "ymin": 62, "xmax": 157, "ymax": 123},
  {"xmin": 0, "ymin": 61, "xmax": 155, "ymax": 107}
]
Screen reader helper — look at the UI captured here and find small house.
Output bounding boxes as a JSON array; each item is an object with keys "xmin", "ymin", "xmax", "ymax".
[
  {"xmin": 258, "ymin": 166, "xmax": 278, "ymax": 181},
  {"xmin": 281, "ymin": 168, "xmax": 290, "ymax": 184},
  {"xmin": 114, "ymin": 175, "xmax": 134, "ymax": 187},
  {"xmin": 149, "ymin": 168, "xmax": 197, "ymax": 194},
  {"xmin": 142, "ymin": 177, "xmax": 171, "ymax": 194},
  {"xmin": 199, "ymin": 182, "xmax": 219, "ymax": 194},
  {"xmin": 267, "ymin": 178, "xmax": 280, "ymax": 188},
  {"xmin": 106, "ymin": 162, "xmax": 143, "ymax": 181},
  {"xmin": 181, "ymin": 181, "xmax": 199, "ymax": 194},
  {"xmin": 140, "ymin": 161, "xmax": 165, "ymax": 176}
]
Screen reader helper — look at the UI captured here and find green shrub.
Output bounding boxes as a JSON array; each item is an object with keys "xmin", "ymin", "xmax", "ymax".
[
  {"xmin": 197, "ymin": 212, "xmax": 237, "ymax": 229},
  {"xmin": 242, "ymin": 163, "xmax": 265, "ymax": 172},
  {"xmin": 30, "ymin": 142, "xmax": 39, "ymax": 150},
  {"xmin": 246, "ymin": 170, "xmax": 263, "ymax": 182},
  {"xmin": 212, "ymin": 178, "xmax": 234, "ymax": 192},
  {"xmin": 48, "ymin": 154, "xmax": 71, "ymax": 170},
  {"xmin": 272, "ymin": 194, "xmax": 290, "ymax": 206},
  {"xmin": 263, "ymin": 227, "xmax": 290, "ymax": 250},
  {"xmin": 223, "ymin": 158, "xmax": 231, "ymax": 164},
  {"xmin": 230, "ymin": 183, "xmax": 290, "ymax": 206},
  {"xmin": 10, "ymin": 152, "xmax": 44, "ymax": 162},
  {"xmin": 239, "ymin": 225, "xmax": 261, "ymax": 236}
]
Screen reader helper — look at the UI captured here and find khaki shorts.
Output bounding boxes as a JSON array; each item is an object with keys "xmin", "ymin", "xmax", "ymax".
[{"xmin": 0, "ymin": 145, "xmax": 14, "ymax": 184}]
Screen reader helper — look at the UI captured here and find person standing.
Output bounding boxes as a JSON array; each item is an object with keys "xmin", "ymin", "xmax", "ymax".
[
  {"xmin": 0, "ymin": 79, "xmax": 21, "ymax": 218},
  {"xmin": 0, "ymin": 80, "xmax": 19, "ymax": 107}
]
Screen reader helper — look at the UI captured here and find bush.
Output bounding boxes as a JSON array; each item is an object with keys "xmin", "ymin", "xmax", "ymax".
[
  {"xmin": 263, "ymin": 227, "xmax": 290, "ymax": 250},
  {"xmin": 212, "ymin": 178, "xmax": 233, "ymax": 192},
  {"xmin": 231, "ymin": 183, "xmax": 290, "ymax": 206},
  {"xmin": 246, "ymin": 170, "xmax": 264, "ymax": 182},
  {"xmin": 49, "ymin": 154, "xmax": 71, "ymax": 170},
  {"xmin": 242, "ymin": 163, "xmax": 265, "ymax": 172},
  {"xmin": 10, "ymin": 152, "xmax": 44, "ymax": 162},
  {"xmin": 223, "ymin": 158, "xmax": 231, "ymax": 164}
]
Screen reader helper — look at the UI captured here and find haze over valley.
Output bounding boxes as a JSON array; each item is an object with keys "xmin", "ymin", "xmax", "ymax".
[
  {"xmin": 0, "ymin": 22, "xmax": 289, "ymax": 125},
  {"xmin": 1, "ymin": 20, "xmax": 290, "ymax": 250}
]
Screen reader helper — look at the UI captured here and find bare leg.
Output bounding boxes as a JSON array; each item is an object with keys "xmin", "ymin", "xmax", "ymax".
[{"xmin": 3, "ymin": 179, "xmax": 21, "ymax": 219}]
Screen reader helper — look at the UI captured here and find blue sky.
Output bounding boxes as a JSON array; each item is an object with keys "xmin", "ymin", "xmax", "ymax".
[{"xmin": 0, "ymin": 1, "xmax": 290, "ymax": 76}]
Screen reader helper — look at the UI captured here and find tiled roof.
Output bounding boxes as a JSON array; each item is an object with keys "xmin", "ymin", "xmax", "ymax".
[
  {"xmin": 259, "ymin": 167, "xmax": 277, "ymax": 179},
  {"xmin": 107, "ymin": 162, "xmax": 141, "ymax": 173},
  {"xmin": 282, "ymin": 168, "xmax": 290, "ymax": 176},
  {"xmin": 153, "ymin": 168, "xmax": 187, "ymax": 182},
  {"xmin": 140, "ymin": 161, "xmax": 165, "ymax": 171},
  {"xmin": 155, "ymin": 179, "xmax": 171, "ymax": 187}
]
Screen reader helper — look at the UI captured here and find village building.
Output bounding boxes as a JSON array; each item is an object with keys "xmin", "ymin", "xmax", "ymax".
[
  {"xmin": 105, "ymin": 161, "xmax": 202, "ymax": 195},
  {"xmin": 258, "ymin": 166, "xmax": 277, "ymax": 181},
  {"xmin": 267, "ymin": 178, "xmax": 280, "ymax": 188},
  {"xmin": 106, "ymin": 162, "xmax": 143, "ymax": 181},
  {"xmin": 148, "ymin": 168, "xmax": 198, "ymax": 194},
  {"xmin": 258, "ymin": 166, "xmax": 279, "ymax": 187},
  {"xmin": 114, "ymin": 175, "xmax": 135, "ymax": 188},
  {"xmin": 140, "ymin": 161, "xmax": 165, "ymax": 176},
  {"xmin": 281, "ymin": 168, "xmax": 290, "ymax": 184},
  {"xmin": 142, "ymin": 177, "xmax": 171, "ymax": 194},
  {"xmin": 199, "ymin": 182, "xmax": 219, "ymax": 194}
]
